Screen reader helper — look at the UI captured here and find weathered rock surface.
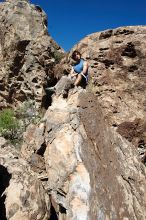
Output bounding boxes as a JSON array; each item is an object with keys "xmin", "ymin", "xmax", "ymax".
[
  {"xmin": 71, "ymin": 26, "xmax": 146, "ymax": 161},
  {"xmin": 0, "ymin": 139, "xmax": 49, "ymax": 220},
  {"xmin": 21, "ymin": 89, "xmax": 146, "ymax": 219},
  {"xmin": 0, "ymin": 1, "xmax": 146, "ymax": 219},
  {"xmin": 0, "ymin": 0, "xmax": 64, "ymax": 109}
]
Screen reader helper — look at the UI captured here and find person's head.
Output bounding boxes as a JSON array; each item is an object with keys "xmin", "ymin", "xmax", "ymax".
[{"xmin": 71, "ymin": 50, "xmax": 81, "ymax": 62}]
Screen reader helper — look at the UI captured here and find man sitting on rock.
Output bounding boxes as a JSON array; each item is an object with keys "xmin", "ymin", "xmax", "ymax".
[
  {"xmin": 70, "ymin": 50, "xmax": 89, "ymax": 87},
  {"xmin": 45, "ymin": 50, "xmax": 89, "ymax": 96}
]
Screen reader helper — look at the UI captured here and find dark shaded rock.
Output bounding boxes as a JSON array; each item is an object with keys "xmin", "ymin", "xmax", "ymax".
[
  {"xmin": 99, "ymin": 29, "xmax": 113, "ymax": 39},
  {"xmin": 121, "ymin": 42, "xmax": 137, "ymax": 58}
]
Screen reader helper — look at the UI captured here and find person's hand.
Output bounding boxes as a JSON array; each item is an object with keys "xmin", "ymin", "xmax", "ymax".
[{"xmin": 70, "ymin": 72, "xmax": 77, "ymax": 78}]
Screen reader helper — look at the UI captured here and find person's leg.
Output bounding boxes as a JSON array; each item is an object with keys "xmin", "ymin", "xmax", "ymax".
[
  {"xmin": 74, "ymin": 74, "xmax": 82, "ymax": 86},
  {"xmin": 45, "ymin": 86, "xmax": 56, "ymax": 94}
]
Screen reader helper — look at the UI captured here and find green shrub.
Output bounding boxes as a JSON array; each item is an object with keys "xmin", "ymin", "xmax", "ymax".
[
  {"xmin": 0, "ymin": 108, "xmax": 20, "ymax": 139},
  {"xmin": 52, "ymin": 50, "xmax": 64, "ymax": 63},
  {"xmin": 0, "ymin": 104, "xmax": 43, "ymax": 149}
]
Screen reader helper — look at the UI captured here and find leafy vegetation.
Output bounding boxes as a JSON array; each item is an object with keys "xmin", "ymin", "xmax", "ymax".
[
  {"xmin": 0, "ymin": 101, "xmax": 42, "ymax": 148},
  {"xmin": 52, "ymin": 50, "xmax": 64, "ymax": 63},
  {"xmin": 0, "ymin": 108, "xmax": 20, "ymax": 140}
]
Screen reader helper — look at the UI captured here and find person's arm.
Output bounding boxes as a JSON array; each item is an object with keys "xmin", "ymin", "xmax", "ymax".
[
  {"xmin": 80, "ymin": 61, "xmax": 88, "ymax": 76},
  {"xmin": 70, "ymin": 67, "xmax": 77, "ymax": 77}
]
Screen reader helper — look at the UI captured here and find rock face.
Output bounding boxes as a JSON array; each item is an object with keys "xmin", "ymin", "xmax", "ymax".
[
  {"xmin": 0, "ymin": 0, "xmax": 63, "ymax": 109},
  {"xmin": 71, "ymin": 26, "xmax": 146, "ymax": 161},
  {"xmin": 21, "ymin": 89, "xmax": 146, "ymax": 220},
  {"xmin": 0, "ymin": 139, "xmax": 50, "ymax": 220},
  {"xmin": 0, "ymin": 1, "xmax": 146, "ymax": 219}
]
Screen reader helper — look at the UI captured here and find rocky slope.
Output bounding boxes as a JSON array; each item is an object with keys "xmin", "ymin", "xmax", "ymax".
[
  {"xmin": 0, "ymin": 0, "xmax": 63, "ymax": 109},
  {"xmin": 71, "ymin": 26, "xmax": 146, "ymax": 162},
  {"xmin": 21, "ymin": 88, "xmax": 146, "ymax": 220},
  {"xmin": 0, "ymin": 0, "xmax": 146, "ymax": 220},
  {"xmin": 0, "ymin": 137, "xmax": 50, "ymax": 220},
  {"xmin": 21, "ymin": 25, "xmax": 146, "ymax": 219}
]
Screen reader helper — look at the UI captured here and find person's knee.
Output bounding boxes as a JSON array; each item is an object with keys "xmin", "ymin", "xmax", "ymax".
[{"xmin": 77, "ymin": 74, "xmax": 82, "ymax": 81}]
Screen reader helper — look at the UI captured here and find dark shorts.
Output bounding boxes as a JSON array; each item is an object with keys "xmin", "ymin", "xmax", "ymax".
[{"xmin": 80, "ymin": 75, "xmax": 88, "ymax": 88}]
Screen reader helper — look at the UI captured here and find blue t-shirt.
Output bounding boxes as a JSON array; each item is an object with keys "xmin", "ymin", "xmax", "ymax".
[{"xmin": 73, "ymin": 59, "xmax": 88, "ymax": 82}]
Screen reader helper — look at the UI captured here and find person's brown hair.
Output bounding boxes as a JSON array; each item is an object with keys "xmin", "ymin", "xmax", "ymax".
[{"xmin": 71, "ymin": 50, "xmax": 81, "ymax": 60}]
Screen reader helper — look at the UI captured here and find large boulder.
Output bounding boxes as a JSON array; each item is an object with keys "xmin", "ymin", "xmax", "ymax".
[
  {"xmin": 21, "ymin": 89, "xmax": 146, "ymax": 219},
  {"xmin": 71, "ymin": 26, "xmax": 146, "ymax": 160},
  {"xmin": 0, "ymin": 139, "xmax": 50, "ymax": 220}
]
